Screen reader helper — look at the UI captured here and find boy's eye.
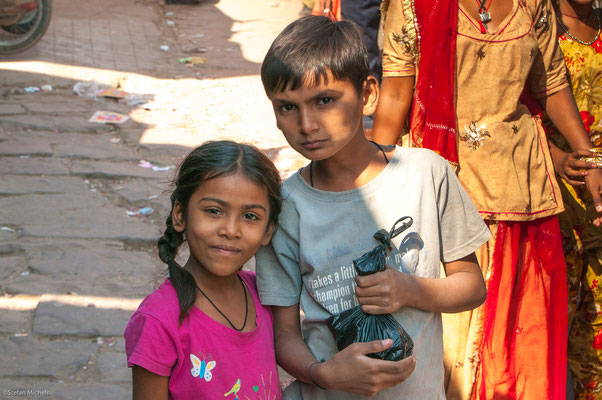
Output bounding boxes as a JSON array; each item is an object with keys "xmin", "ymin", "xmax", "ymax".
[
  {"xmin": 205, "ymin": 208, "xmax": 222, "ymax": 216},
  {"xmin": 318, "ymin": 97, "xmax": 334, "ymax": 105},
  {"xmin": 279, "ymin": 103, "xmax": 296, "ymax": 112}
]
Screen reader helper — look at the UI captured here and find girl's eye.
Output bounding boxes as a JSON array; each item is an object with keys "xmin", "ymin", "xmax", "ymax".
[
  {"xmin": 318, "ymin": 97, "xmax": 334, "ymax": 105},
  {"xmin": 243, "ymin": 213, "xmax": 260, "ymax": 221}
]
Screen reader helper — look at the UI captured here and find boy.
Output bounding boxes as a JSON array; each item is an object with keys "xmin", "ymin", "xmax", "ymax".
[{"xmin": 256, "ymin": 16, "xmax": 490, "ymax": 399}]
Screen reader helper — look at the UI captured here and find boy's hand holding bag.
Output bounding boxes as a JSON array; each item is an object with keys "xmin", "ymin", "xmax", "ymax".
[{"xmin": 327, "ymin": 217, "xmax": 415, "ymax": 362}]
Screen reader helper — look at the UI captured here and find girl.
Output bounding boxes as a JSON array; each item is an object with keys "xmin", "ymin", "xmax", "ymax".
[{"xmin": 124, "ymin": 140, "xmax": 283, "ymax": 400}]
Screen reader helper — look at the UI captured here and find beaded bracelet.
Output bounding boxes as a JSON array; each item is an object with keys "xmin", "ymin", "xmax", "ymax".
[{"xmin": 308, "ymin": 361, "xmax": 327, "ymax": 390}]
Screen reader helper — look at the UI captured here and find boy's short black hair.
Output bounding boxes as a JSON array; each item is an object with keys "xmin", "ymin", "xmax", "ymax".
[{"xmin": 261, "ymin": 15, "xmax": 370, "ymax": 97}]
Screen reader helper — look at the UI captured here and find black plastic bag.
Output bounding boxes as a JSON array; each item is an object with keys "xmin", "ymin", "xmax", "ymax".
[{"xmin": 327, "ymin": 216, "xmax": 415, "ymax": 361}]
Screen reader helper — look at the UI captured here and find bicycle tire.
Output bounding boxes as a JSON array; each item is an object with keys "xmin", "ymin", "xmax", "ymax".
[{"xmin": 2, "ymin": 15, "xmax": 37, "ymax": 34}]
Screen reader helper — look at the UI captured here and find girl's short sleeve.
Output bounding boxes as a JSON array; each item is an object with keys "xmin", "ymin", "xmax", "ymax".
[
  {"xmin": 382, "ymin": 0, "xmax": 417, "ymax": 77},
  {"xmin": 528, "ymin": 0, "xmax": 569, "ymax": 98},
  {"xmin": 124, "ymin": 312, "xmax": 177, "ymax": 377}
]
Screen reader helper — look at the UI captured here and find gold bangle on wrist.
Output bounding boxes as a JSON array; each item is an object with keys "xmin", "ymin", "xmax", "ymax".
[{"xmin": 581, "ymin": 147, "xmax": 602, "ymax": 167}]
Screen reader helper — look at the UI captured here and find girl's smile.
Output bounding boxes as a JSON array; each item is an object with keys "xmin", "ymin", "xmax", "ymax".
[
  {"xmin": 210, "ymin": 244, "xmax": 243, "ymax": 258},
  {"xmin": 211, "ymin": 244, "xmax": 241, "ymax": 254}
]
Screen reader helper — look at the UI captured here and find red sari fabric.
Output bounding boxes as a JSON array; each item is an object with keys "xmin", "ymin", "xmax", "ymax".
[
  {"xmin": 478, "ymin": 216, "xmax": 567, "ymax": 399},
  {"xmin": 410, "ymin": 0, "xmax": 459, "ymax": 164}
]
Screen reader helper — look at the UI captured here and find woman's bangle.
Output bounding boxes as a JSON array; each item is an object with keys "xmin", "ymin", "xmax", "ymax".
[{"xmin": 308, "ymin": 361, "xmax": 327, "ymax": 390}]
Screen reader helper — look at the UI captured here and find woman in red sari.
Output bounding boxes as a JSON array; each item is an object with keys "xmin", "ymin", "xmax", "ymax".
[{"xmin": 372, "ymin": 0, "xmax": 602, "ymax": 398}]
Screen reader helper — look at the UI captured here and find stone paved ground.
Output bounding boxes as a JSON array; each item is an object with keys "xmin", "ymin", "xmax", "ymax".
[{"xmin": 0, "ymin": 0, "xmax": 303, "ymax": 398}]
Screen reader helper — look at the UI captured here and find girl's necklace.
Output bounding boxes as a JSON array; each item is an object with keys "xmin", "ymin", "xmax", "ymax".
[
  {"xmin": 556, "ymin": 10, "xmax": 601, "ymax": 46},
  {"xmin": 194, "ymin": 274, "xmax": 249, "ymax": 332}
]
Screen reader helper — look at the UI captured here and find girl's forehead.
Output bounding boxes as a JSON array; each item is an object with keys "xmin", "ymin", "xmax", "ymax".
[{"xmin": 193, "ymin": 173, "xmax": 269, "ymax": 202}]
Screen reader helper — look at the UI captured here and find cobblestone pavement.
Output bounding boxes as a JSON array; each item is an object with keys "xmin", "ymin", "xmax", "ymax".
[{"xmin": 0, "ymin": 0, "xmax": 303, "ymax": 398}]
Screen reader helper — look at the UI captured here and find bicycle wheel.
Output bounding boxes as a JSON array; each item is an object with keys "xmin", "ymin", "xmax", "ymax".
[{"xmin": 0, "ymin": 0, "xmax": 51, "ymax": 55}]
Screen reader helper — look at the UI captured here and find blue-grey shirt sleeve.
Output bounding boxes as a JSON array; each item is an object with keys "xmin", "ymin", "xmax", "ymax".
[{"xmin": 256, "ymin": 196, "xmax": 303, "ymax": 306}]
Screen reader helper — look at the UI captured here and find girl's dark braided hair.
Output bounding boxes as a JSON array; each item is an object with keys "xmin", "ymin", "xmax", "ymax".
[{"xmin": 158, "ymin": 140, "xmax": 282, "ymax": 324}]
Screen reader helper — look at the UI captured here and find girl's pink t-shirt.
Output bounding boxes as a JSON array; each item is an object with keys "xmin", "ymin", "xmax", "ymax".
[{"xmin": 125, "ymin": 271, "xmax": 282, "ymax": 400}]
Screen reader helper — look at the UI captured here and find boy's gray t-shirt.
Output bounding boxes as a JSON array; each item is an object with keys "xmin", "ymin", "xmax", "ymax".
[{"xmin": 256, "ymin": 146, "xmax": 491, "ymax": 400}]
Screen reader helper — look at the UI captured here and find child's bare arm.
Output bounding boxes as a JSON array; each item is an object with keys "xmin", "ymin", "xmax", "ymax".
[
  {"xmin": 355, "ymin": 252, "xmax": 486, "ymax": 314},
  {"xmin": 372, "ymin": 76, "xmax": 415, "ymax": 146},
  {"xmin": 132, "ymin": 366, "xmax": 168, "ymax": 400},
  {"xmin": 273, "ymin": 304, "xmax": 416, "ymax": 397}
]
